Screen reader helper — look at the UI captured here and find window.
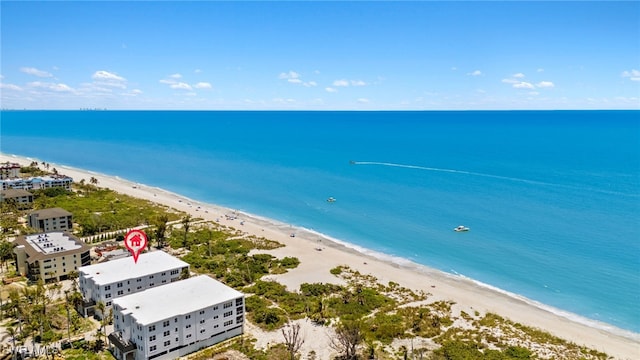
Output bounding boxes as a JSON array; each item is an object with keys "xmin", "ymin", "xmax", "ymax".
[
  {"xmin": 200, "ymin": 329, "xmax": 205, "ymax": 333},
  {"xmin": 186, "ymin": 324, "xmax": 191, "ymax": 329},
  {"xmin": 212, "ymin": 305, "xmax": 218, "ymax": 310},
  {"xmin": 149, "ymin": 335, "xmax": 156, "ymax": 341},
  {"xmin": 214, "ymin": 315, "xmax": 218, "ymax": 319},
  {"xmin": 223, "ymin": 301, "xmax": 233, "ymax": 309},
  {"xmin": 214, "ymin": 324, "xmax": 219, "ymax": 329},
  {"xmin": 171, "ymin": 269, "xmax": 179, "ymax": 275},
  {"xmin": 163, "ymin": 330, "xmax": 170, "ymax": 336},
  {"xmin": 236, "ymin": 298, "xmax": 243, "ymax": 306},
  {"xmin": 161, "ymin": 272, "xmax": 166, "ymax": 276},
  {"xmin": 175, "ymin": 337, "xmax": 178, "ymax": 342},
  {"xmin": 149, "ymin": 275, "xmax": 154, "ymax": 279},
  {"xmin": 117, "ymin": 290, "xmax": 124, "ymax": 296},
  {"xmin": 236, "ymin": 316, "xmax": 243, "ymax": 323},
  {"xmin": 104, "ymin": 285, "xmax": 111, "ymax": 290},
  {"xmin": 149, "ymin": 283, "xmax": 154, "ymax": 287},
  {"xmin": 199, "ymin": 310, "xmax": 204, "ymax": 315},
  {"xmin": 137, "ymin": 278, "xmax": 142, "ymax": 282},
  {"xmin": 117, "ymin": 282, "xmax": 123, "ymax": 288},
  {"xmin": 149, "ymin": 325, "xmax": 156, "ymax": 331},
  {"xmin": 185, "ymin": 315, "xmax": 191, "ymax": 320},
  {"xmin": 105, "ymin": 293, "xmax": 111, "ymax": 298},
  {"xmin": 224, "ymin": 320, "xmax": 233, "ymax": 326},
  {"xmin": 224, "ymin": 311, "xmax": 232, "ymax": 317},
  {"xmin": 199, "ymin": 319, "xmax": 205, "ymax": 324},
  {"xmin": 186, "ymin": 334, "xmax": 192, "ymax": 338},
  {"xmin": 163, "ymin": 320, "xmax": 170, "ymax": 327},
  {"xmin": 106, "ymin": 301, "xmax": 111, "ymax": 306},
  {"xmin": 150, "ymin": 346, "xmax": 156, "ymax": 352},
  {"xmin": 137, "ymin": 286, "xmax": 142, "ymax": 290},
  {"xmin": 164, "ymin": 340, "xmax": 170, "ymax": 346},
  {"xmin": 162, "ymin": 280, "xmax": 167, "ymax": 283}
]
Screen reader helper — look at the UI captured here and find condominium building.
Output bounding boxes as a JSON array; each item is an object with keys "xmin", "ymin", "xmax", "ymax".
[
  {"xmin": 13, "ymin": 232, "xmax": 91, "ymax": 282},
  {"xmin": 0, "ymin": 162, "xmax": 20, "ymax": 179},
  {"xmin": 0, "ymin": 189, "xmax": 34, "ymax": 209},
  {"xmin": 78, "ymin": 251, "xmax": 190, "ymax": 318},
  {"xmin": 28, "ymin": 207, "xmax": 73, "ymax": 232},
  {"xmin": 108, "ymin": 275, "xmax": 244, "ymax": 360},
  {"xmin": 1, "ymin": 174, "xmax": 73, "ymax": 191}
]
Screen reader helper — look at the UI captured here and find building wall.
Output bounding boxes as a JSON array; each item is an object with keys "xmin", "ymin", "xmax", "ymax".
[
  {"xmin": 28, "ymin": 214, "xmax": 73, "ymax": 232},
  {"xmin": 1, "ymin": 176, "xmax": 73, "ymax": 190},
  {"xmin": 0, "ymin": 164, "xmax": 20, "ymax": 179},
  {"xmin": 14, "ymin": 246, "xmax": 90, "ymax": 281},
  {"xmin": 80, "ymin": 265, "xmax": 189, "ymax": 316},
  {"xmin": 112, "ymin": 296, "xmax": 244, "ymax": 360}
]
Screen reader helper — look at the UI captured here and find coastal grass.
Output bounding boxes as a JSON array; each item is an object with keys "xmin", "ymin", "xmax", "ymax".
[{"xmin": 31, "ymin": 185, "xmax": 182, "ymax": 236}]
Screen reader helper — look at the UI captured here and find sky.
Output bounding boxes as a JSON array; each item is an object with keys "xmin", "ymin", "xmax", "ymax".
[{"xmin": 1, "ymin": 1, "xmax": 639, "ymax": 110}]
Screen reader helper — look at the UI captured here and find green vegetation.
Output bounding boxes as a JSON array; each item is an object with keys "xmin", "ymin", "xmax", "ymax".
[{"xmin": 32, "ymin": 186, "xmax": 181, "ymax": 235}]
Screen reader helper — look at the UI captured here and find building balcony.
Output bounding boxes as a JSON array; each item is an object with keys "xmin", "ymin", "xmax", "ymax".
[{"xmin": 108, "ymin": 331, "xmax": 136, "ymax": 353}]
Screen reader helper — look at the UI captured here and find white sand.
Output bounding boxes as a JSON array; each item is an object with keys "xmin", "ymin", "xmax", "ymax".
[{"xmin": 2, "ymin": 153, "xmax": 638, "ymax": 359}]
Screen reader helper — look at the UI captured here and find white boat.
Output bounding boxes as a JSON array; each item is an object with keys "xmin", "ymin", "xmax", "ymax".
[
  {"xmin": 454, "ymin": 225, "xmax": 470, "ymax": 232},
  {"xmin": 327, "ymin": 197, "xmax": 336, "ymax": 203}
]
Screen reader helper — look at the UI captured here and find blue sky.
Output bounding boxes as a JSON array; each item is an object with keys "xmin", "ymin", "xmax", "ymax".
[{"xmin": 1, "ymin": 1, "xmax": 638, "ymax": 110}]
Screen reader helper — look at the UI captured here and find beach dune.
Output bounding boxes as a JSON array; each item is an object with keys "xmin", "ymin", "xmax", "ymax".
[{"xmin": 1, "ymin": 153, "xmax": 638, "ymax": 359}]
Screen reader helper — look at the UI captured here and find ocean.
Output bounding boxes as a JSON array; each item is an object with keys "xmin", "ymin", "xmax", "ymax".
[{"xmin": 1, "ymin": 110, "xmax": 638, "ymax": 335}]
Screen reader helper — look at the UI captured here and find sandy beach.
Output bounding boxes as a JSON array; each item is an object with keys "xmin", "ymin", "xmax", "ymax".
[{"xmin": 2, "ymin": 153, "xmax": 638, "ymax": 359}]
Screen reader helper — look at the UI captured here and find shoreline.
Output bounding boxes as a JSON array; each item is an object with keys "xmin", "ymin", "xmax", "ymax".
[{"xmin": 2, "ymin": 152, "xmax": 638, "ymax": 359}]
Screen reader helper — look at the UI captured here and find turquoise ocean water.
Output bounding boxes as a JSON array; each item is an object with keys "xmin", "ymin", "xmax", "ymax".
[{"xmin": 1, "ymin": 110, "xmax": 638, "ymax": 335}]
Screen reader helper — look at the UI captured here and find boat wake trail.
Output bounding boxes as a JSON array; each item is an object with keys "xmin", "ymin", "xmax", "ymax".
[
  {"xmin": 352, "ymin": 161, "xmax": 556, "ymax": 186},
  {"xmin": 351, "ymin": 161, "xmax": 638, "ymax": 197}
]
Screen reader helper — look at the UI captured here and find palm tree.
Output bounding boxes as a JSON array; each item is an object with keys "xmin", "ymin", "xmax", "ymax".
[
  {"xmin": 154, "ymin": 214, "xmax": 169, "ymax": 248},
  {"xmin": 96, "ymin": 301, "xmax": 106, "ymax": 326},
  {"xmin": 89, "ymin": 176, "xmax": 99, "ymax": 186},
  {"xmin": 181, "ymin": 214, "xmax": 191, "ymax": 248}
]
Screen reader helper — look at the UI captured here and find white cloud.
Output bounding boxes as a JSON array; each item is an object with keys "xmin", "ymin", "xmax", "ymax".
[
  {"xmin": 513, "ymin": 82, "xmax": 535, "ymax": 89},
  {"xmin": 357, "ymin": 98, "xmax": 370, "ymax": 103},
  {"xmin": 20, "ymin": 67, "xmax": 53, "ymax": 78},
  {"xmin": 333, "ymin": 80, "xmax": 350, "ymax": 87},
  {"xmin": 621, "ymin": 69, "xmax": 640, "ymax": 81},
  {"xmin": 28, "ymin": 81, "xmax": 74, "ymax": 92},
  {"xmin": 536, "ymin": 81, "xmax": 555, "ymax": 88},
  {"xmin": 279, "ymin": 71, "xmax": 317, "ymax": 87},
  {"xmin": 279, "ymin": 71, "xmax": 300, "ymax": 80},
  {"xmin": 537, "ymin": 68, "xmax": 544, "ymax": 72},
  {"xmin": 171, "ymin": 82, "xmax": 193, "ymax": 90},
  {"xmin": 130, "ymin": 89, "xmax": 143, "ymax": 95},
  {"xmin": 92, "ymin": 71, "xmax": 127, "ymax": 89},
  {"xmin": 194, "ymin": 69, "xmax": 202, "ymax": 73},
  {"xmin": 325, "ymin": 87, "xmax": 337, "ymax": 93},
  {"xmin": 92, "ymin": 70, "xmax": 125, "ymax": 82},
  {"xmin": 159, "ymin": 79, "xmax": 176, "ymax": 85},
  {"xmin": 170, "ymin": 73, "xmax": 183, "ymax": 79},
  {"xmin": 0, "ymin": 83, "xmax": 22, "ymax": 91},
  {"xmin": 350, "ymin": 80, "xmax": 367, "ymax": 86},
  {"xmin": 501, "ymin": 78, "xmax": 518, "ymax": 84},
  {"xmin": 451, "ymin": 67, "xmax": 457, "ymax": 71},
  {"xmin": 513, "ymin": 73, "xmax": 526, "ymax": 78},
  {"xmin": 194, "ymin": 82, "xmax": 212, "ymax": 89},
  {"xmin": 467, "ymin": 70, "xmax": 483, "ymax": 76}
]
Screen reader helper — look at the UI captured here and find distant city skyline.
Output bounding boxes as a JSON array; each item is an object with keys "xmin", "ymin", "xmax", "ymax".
[{"xmin": 1, "ymin": 1, "xmax": 638, "ymax": 110}]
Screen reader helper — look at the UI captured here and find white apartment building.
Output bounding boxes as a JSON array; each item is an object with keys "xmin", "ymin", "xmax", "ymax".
[
  {"xmin": 13, "ymin": 232, "xmax": 91, "ymax": 282},
  {"xmin": 78, "ymin": 251, "xmax": 189, "ymax": 318},
  {"xmin": 108, "ymin": 275, "xmax": 244, "ymax": 360},
  {"xmin": 0, "ymin": 162, "xmax": 20, "ymax": 179},
  {"xmin": 0, "ymin": 174, "xmax": 73, "ymax": 191}
]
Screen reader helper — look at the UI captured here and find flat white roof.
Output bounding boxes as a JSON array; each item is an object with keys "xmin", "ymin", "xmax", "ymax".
[
  {"xmin": 113, "ymin": 275, "xmax": 243, "ymax": 325},
  {"xmin": 25, "ymin": 232, "xmax": 81, "ymax": 255},
  {"xmin": 78, "ymin": 251, "xmax": 188, "ymax": 285}
]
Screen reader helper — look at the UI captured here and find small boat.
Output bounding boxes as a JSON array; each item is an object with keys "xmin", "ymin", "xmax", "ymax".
[
  {"xmin": 327, "ymin": 197, "xmax": 336, "ymax": 203},
  {"xmin": 454, "ymin": 225, "xmax": 470, "ymax": 232}
]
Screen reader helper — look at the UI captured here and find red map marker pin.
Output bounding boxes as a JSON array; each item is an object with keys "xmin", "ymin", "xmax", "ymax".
[{"xmin": 124, "ymin": 229, "xmax": 148, "ymax": 263}]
